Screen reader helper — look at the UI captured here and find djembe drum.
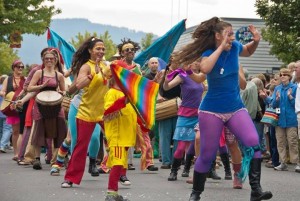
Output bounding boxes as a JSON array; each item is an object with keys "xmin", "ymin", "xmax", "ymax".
[
  {"xmin": 156, "ymin": 97, "xmax": 181, "ymax": 121},
  {"xmin": 36, "ymin": 91, "xmax": 63, "ymax": 119}
]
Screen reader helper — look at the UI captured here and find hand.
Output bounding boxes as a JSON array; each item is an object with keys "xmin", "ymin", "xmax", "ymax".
[
  {"xmin": 95, "ymin": 58, "xmax": 101, "ymax": 74},
  {"xmin": 15, "ymin": 100, "xmax": 24, "ymax": 108},
  {"xmin": 220, "ymin": 30, "xmax": 230, "ymax": 50},
  {"xmin": 40, "ymin": 79, "xmax": 50, "ymax": 89},
  {"xmin": 259, "ymin": 90, "xmax": 267, "ymax": 99},
  {"xmin": 0, "ymin": 91, "xmax": 6, "ymax": 97},
  {"xmin": 276, "ymin": 91, "xmax": 280, "ymax": 101},
  {"xmin": 248, "ymin": 24, "xmax": 261, "ymax": 43},
  {"xmin": 287, "ymin": 88, "xmax": 292, "ymax": 96},
  {"xmin": 153, "ymin": 71, "xmax": 164, "ymax": 83}
]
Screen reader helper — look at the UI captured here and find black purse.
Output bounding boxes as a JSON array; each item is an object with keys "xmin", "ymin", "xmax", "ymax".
[{"xmin": 158, "ymin": 66, "xmax": 181, "ymax": 99}]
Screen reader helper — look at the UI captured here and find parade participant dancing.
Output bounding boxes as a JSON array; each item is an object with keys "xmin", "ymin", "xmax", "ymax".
[
  {"xmin": 163, "ymin": 60, "xmax": 205, "ymax": 181},
  {"xmin": 117, "ymin": 39, "xmax": 158, "ymax": 172},
  {"xmin": 61, "ymin": 37, "xmax": 109, "ymax": 187},
  {"xmin": 103, "ymin": 78, "xmax": 135, "ymax": 201},
  {"xmin": 171, "ymin": 17, "xmax": 272, "ymax": 201}
]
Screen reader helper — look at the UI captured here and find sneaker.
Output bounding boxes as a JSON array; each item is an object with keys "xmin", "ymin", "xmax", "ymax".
[
  {"xmin": 128, "ymin": 164, "xmax": 135, "ymax": 170},
  {"xmin": 61, "ymin": 180, "xmax": 73, "ymax": 188},
  {"xmin": 147, "ymin": 165, "xmax": 158, "ymax": 171},
  {"xmin": 32, "ymin": 159, "xmax": 42, "ymax": 170},
  {"xmin": 50, "ymin": 167, "xmax": 60, "ymax": 176},
  {"xmin": 274, "ymin": 163, "xmax": 288, "ymax": 171},
  {"xmin": 0, "ymin": 148, "xmax": 6, "ymax": 153},
  {"xmin": 295, "ymin": 165, "xmax": 300, "ymax": 173},
  {"xmin": 119, "ymin": 175, "xmax": 131, "ymax": 186}
]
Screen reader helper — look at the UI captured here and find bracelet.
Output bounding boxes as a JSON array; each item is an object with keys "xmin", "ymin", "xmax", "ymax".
[{"xmin": 186, "ymin": 69, "xmax": 193, "ymax": 75}]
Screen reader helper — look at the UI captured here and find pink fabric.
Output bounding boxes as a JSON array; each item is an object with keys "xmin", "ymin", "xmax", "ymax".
[
  {"xmin": 178, "ymin": 106, "xmax": 198, "ymax": 116},
  {"xmin": 6, "ymin": 116, "xmax": 20, "ymax": 125},
  {"xmin": 219, "ymin": 128, "xmax": 226, "ymax": 147}
]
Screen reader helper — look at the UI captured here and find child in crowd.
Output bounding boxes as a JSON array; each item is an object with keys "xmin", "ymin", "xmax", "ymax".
[{"xmin": 104, "ymin": 78, "xmax": 137, "ymax": 201}]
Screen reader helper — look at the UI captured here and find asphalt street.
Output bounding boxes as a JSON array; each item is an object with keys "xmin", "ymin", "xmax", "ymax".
[{"xmin": 0, "ymin": 150, "xmax": 299, "ymax": 201}]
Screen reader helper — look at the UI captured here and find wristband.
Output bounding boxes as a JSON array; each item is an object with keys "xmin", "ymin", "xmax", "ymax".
[{"xmin": 186, "ymin": 69, "xmax": 193, "ymax": 75}]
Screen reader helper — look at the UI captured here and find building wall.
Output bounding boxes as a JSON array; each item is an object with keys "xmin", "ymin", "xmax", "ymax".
[{"xmin": 174, "ymin": 17, "xmax": 284, "ymax": 76}]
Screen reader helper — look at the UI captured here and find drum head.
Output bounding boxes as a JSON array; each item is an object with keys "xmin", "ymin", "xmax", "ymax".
[
  {"xmin": 36, "ymin": 91, "xmax": 63, "ymax": 106},
  {"xmin": 0, "ymin": 92, "xmax": 15, "ymax": 110}
]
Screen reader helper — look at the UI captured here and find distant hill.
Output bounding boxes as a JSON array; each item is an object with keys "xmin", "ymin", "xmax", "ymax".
[{"xmin": 17, "ymin": 18, "xmax": 157, "ymax": 65}]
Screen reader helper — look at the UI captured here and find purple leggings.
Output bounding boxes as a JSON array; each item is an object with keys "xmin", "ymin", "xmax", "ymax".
[{"xmin": 195, "ymin": 109, "xmax": 261, "ymax": 173}]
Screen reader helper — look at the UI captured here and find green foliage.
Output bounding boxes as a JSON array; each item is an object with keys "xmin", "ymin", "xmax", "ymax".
[
  {"xmin": 140, "ymin": 33, "xmax": 154, "ymax": 50},
  {"xmin": 0, "ymin": 0, "xmax": 61, "ymax": 43},
  {"xmin": 70, "ymin": 31, "xmax": 117, "ymax": 61},
  {"xmin": 0, "ymin": 42, "xmax": 19, "ymax": 75},
  {"xmin": 255, "ymin": 0, "xmax": 300, "ymax": 63}
]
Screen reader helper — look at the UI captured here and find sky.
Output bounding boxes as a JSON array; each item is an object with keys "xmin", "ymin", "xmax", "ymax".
[{"xmin": 50, "ymin": 0, "xmax": 260, "ymax": 36}]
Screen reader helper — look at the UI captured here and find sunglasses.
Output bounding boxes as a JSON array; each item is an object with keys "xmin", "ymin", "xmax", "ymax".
[
  {"xmin": 280, "ymin": 74, "xmax": 289, "ymax": 77},
  {"xmin": 15, "ymin": 65, "xmax": 24, "ymax": 69},
  {"xmin": 124, "ymin": 48, "xmax": 135, "ymax": 53},
  {"xmin": 44, "ymin": 57, "xmax": 55, "ymax": 61}
]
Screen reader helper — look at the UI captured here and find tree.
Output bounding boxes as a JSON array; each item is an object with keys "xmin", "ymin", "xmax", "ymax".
[
  {"xmin": 70, "ymin": 31, "xmax": 117, "ymax": 61},
  {"xmin": 255, "ymin": 0, "xmax": 300, "ymax": 63},
  {"xmin": 0, "ymin": 0, "xmax": 61, "ymax": 43},
  {"xmin": 0, "ymin": 43, "xmax": 19, "ymax": 75},
  {"xmin": 140, "ymin": 33, "xmax": 155, "ymax": 50}
]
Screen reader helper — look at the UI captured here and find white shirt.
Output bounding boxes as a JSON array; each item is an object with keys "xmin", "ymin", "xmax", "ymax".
[{"xmin": 295, "ymin": 83, "xmax": 300, "ymax": 114}]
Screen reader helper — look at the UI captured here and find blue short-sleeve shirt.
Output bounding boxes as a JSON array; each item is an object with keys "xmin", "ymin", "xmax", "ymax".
[{"xmin": 200, "ymin": 40, "xmax": 245, "ymax": 113}]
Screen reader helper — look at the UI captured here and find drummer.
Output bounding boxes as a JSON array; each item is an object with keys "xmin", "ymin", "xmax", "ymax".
[
  {"xmin": 0, "ymin": 60, "xmax": 25, "ymax": 161},
  {"xmin": 26, "ymin": 49, "xmax": 67, "ymax": 170}
]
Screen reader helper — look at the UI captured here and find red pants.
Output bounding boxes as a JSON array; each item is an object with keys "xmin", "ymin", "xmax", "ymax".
[{"xmin": 64, "ymin": 119, "xmax": 97, "ymax": 184}]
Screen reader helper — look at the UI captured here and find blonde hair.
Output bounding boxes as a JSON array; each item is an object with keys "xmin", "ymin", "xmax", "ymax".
[{"xmin": 287, "ymin": 62, "xmax": 296, "ymax": 70}]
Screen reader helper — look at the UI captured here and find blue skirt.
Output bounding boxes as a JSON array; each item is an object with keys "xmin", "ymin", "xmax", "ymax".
[{"xmin": 173, "ymin": 116, "xmax": 198, "ymax": 141}]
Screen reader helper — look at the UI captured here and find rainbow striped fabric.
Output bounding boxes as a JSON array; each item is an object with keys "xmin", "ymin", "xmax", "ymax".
[{"xmin": 110, "ymin": 61, "xmax": 159, "ymax": 129}]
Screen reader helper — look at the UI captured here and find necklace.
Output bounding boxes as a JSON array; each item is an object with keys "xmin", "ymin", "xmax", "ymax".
[
  {"xmin": 219, "ymin": 52, "xmax": 229, "ymax": 75},
  {"xmin": 13, "ymin": 75, "xmax": 20, "ymax": 89}
]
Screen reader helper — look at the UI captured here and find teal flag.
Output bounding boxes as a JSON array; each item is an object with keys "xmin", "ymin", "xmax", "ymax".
[
  {"xmin": 134, "ymin": 19, "xmax": 186, "ymax": 67},
  {"xmin": 47, "ymin": 28, "xmax": 76, "ymax": 70}
]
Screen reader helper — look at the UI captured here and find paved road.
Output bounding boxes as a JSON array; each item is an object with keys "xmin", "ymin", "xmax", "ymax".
[{"xmin": 0, "ymin": 150, "xmax": 299, "ymax": 201}]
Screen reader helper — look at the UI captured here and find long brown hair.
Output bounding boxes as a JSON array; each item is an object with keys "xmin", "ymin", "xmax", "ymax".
[{"xmin": 172, "ymin": 17, "xmax": 231, "ymax": 67}]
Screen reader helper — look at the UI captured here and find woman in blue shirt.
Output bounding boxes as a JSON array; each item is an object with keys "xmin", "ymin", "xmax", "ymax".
[{"xmin": 171, "ymin": 17, "xmax": 272, "ymax": 201}]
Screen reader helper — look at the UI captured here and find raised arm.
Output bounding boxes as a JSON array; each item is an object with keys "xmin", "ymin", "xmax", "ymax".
[{"xmin": 240, "ymin": 25, "xmax": 261, "ymax": 57}]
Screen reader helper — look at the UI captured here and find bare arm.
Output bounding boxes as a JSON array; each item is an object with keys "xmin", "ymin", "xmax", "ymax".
[
  {"xmin": 27, "ymin": 70, "xmax": 49, "ymax": 92},
  {"xmin": 58, "ymin": 73, "xmax": 66, "ymax": 93},
  {"xmin": 76, "ymin": 64, "xmax": 92, "ymax": 89},
  {"xmin": 239, "ymin": 65, "xmax": 247, "ymax": 90},
  {"xmin": 163, "ymin": 75, "xmax": 182, "ymax": 91},
  {"xmin": 189, "ymin": 72, "xmax": 207, "ymax": 84},
  {"xmin": 66, "ymin": 74, "xmax": 78, "ymax": 95},
  {"xmin": 0, "ymin": 77, "xmax": 8, "ymax": 97},
  {"xmin": 240, "ymin": 25, "xmax": 261, "ymax": 57}
]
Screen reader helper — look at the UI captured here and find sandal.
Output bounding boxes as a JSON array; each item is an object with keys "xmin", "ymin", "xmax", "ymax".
[
  {"xmin": 18, "ymin": 160, "xmax": 32, "ymax": 166},
  {"xmin": 12, "ymin": 156, "xmax": 18, "ymax": 161},
  {"xmin": 61, "ymin": 180, "xmax": 73, "ymax": 188}
]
